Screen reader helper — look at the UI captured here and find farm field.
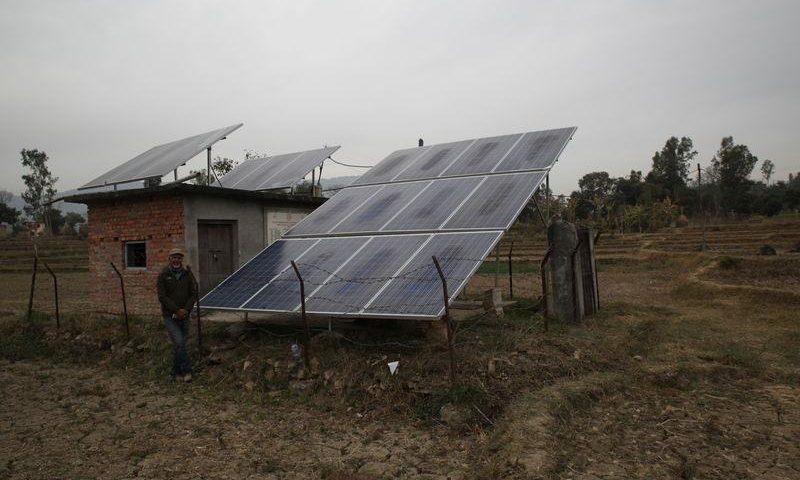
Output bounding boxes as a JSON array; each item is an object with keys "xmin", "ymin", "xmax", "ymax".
[{"xmin": 1, "ymin": 216, "xmax": 799, "ymax": 479}]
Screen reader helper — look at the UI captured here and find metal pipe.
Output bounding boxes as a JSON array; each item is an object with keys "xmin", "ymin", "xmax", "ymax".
[
  {"xmin": 494, "ymin": 244, "xmax": 500, "ymax": 288},
  {"xmin": 206, "ymin": 147, "xmax": 212, "ymax": 186},
  {"xmin": 698, "ymin": 163, "xmax": 707, "ymax": 250},
  {"xmin": 290, "ymin": 260, "xmax": 312, "ymax": 371},
  {"xmin": 110, "ymin": 262, "xmax": 130, "ymax": 338},
  {"xmin": 545, "ymin": 173, "xmax": 550, "ymax": 221},
  {"xmin": 43, "ymin": 262, "xmax": 59, "ymax": 329},
  {"xmin": 27, "ymin": 247, "xmax": 38, "ymax": 322},
  {"xmin": 540, "ymin": 248, "xmax": 552, "ymax": 332},
  {"xmin": 164, "ymin": 171, "xmax": 202, "ymax": 186},
  {"xmin": 432, "ymin": 255, "xmax": 455, "ymax": 387},
  {"xmin": 532, "ymin": 195, "xmax": 548, "ymax": 231},
  {"xmin": 508, "ymin": 241, "xmax": 514, "ymax": 299}
]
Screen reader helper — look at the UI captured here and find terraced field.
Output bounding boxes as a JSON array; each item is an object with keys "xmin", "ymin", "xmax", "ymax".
[
  {"xmin": 0, "ymin": 235, "xmax": 88, "ymax": 273},
  {"xmin": 494, "ymin": 214, "xmax": 800, "ymax": 263}
]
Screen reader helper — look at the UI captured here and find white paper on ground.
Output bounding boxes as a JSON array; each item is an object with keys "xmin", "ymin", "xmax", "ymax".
[{"xmin": 387, "ymin": 361, "xmax": 399, "ymax": 375}]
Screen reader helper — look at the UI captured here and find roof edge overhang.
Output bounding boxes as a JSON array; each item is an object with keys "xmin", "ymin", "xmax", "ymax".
[{"xmin": 54, "ymin": 183, "xmax": 327, "ymax": 207}]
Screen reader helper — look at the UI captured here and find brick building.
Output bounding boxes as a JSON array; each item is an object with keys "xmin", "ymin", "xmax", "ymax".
[{"xmin": 63, "ymin": 183, "xmax": 324, "ymax": 316}]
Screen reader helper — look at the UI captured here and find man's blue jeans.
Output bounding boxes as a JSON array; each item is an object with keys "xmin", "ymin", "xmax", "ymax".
[{"xmin": 163, "ymin": 314, "xmax": 193, "ymax": 377}]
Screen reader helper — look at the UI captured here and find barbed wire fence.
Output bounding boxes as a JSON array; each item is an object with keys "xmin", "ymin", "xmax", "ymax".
[{"xmin": 234, "ymin": 252, "xmax": 537, "ymax": 386}]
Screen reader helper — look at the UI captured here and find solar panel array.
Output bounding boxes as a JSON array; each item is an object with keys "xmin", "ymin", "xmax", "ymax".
[
  {"xmin": 218, "ymin": 146, "xmax": 340, "ymax": 190},
  {"xmin": 202, "ymin": 127, "xmax": 576, "ymax": 319},
  {"xmin": 81, "ymin": 124, "xmax": 243, "ymax": 190}
]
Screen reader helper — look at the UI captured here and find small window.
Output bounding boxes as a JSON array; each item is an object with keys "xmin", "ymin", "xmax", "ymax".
[{"xmin": 124, "ymin": 241, "xmax": 147, "ymax": 269}]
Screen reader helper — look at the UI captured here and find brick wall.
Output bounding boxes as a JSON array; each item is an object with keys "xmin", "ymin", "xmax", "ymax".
[{"xmin": 88, "ymin": 194, "xmax": 185, "ymax": 317}]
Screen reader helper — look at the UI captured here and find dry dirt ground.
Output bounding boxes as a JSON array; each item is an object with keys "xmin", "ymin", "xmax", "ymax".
[{"xmin": 1, "ymin": 249, "xmax": 799, "ymax": 479}]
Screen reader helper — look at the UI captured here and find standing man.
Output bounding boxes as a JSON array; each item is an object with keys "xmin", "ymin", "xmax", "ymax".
[{"xmin": 157, "ymin": 247, "xmax": 198, "ymax": 381}]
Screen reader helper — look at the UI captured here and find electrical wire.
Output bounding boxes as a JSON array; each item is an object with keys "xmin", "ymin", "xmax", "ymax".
[{"xmin": 326, "ymin": 157, "xmax": 374, "ymax": 169}]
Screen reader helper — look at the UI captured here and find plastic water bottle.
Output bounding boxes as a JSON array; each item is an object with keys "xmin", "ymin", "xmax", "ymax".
[{"xmin": 291, "ymin": 343, "xmax": 301, "ymax": 363}]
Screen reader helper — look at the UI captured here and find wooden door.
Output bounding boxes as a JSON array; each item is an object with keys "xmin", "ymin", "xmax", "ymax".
[{"xmin": 198, "ymin": 221, "xmax": 235, "ymax": 296}]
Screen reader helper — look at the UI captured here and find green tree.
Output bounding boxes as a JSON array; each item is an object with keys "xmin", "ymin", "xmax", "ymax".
[
  {"xmin": 45, "ymin": 208, "xmax": 66, "ymax": 235},
  {"xmin": 64, "ymin": 212, "xmax": 85, "ymax": 232},
  {"xmin": 0, "ymin": 190, "xmax": 19, "ymax": 224},
  {"xmin": 20, "ymin": 149, "xmax": 58, "ymax": 232},
  {"xmin": 613, "ymin": 170, "xmax": 644, "ymax": 206},
  {"xmin": 192, "ymin": 156, "xmax": 239, "ymax": 186},
  {"xmin": 711, "ymin": 137, "xmax": 758, "ymax": 214},
  {"xmin": 761, "ymin": 159, "xmax": 775, "ymax": 185},
  {"xmin": 0, "ymin": 203, "xmax": 19, "ymax": 224},
  {"xmin": 646, "ymin": 136, "xmax": 696, "ymax": 202}
]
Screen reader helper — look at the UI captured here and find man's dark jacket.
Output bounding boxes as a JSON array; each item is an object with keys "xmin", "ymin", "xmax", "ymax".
[{"xmin": 156, "ymin": 266, "xmax": 198, "ymax": 317}]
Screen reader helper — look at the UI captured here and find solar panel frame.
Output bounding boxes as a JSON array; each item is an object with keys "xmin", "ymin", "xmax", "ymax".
[{"xmin": 81, "ymin": 124, "xmax": 243, "ymax": 189}]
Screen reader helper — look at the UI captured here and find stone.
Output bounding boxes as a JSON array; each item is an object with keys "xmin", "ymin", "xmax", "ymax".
[
  {"xmin": 482, "ymin": 288, "xmax": 504, "ymax": 317},
  {"xmin": 546, "ymin": 218, "xmax": 584, "ymax": 323},
  {"xmin": 440, "ymin": 403, "xmax": 467, "ymax": 427},
  {"xmin": 242, "ymin": 360, "xmax": 252, "ymax": 372},
  {"xmin": 358, "ymin": 461, "xmax": 391, "ymax": 477},
  {"xmin": 758, "ymin": 244, "xmax": 777, "ymax": 256},
  {"xmin": 309, "ymin": 357, "xmax": 321, "ymax": 374}
]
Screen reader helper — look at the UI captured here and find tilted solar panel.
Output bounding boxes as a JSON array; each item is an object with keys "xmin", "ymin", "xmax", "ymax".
[
  {"xmin": 201, "ymin": 126, "xmax": 576, "ymax": 320},
  {"xmin": 203, "ymin": 231, "xmax": 501, "ymax": 318},
  {"xmin": 81, "ymin": 124, "xmax": 243, "ymax": 189},
  {"xmin": 221, "ymin": 146, "xmax": 340, "ymax": 191}
]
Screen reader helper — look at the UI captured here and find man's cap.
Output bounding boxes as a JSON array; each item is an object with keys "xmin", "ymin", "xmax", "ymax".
[{"xmin": 168, "ymin": 248, "xmax": 185, "ymax": 257}]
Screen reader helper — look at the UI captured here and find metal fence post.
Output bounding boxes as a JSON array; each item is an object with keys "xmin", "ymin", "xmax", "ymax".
[
  {"xmin": 290, "ymin": 260, "xmax": 312, "ymax": 371},
  {"xmin": 43, "ymin": 263, "xmax": 59, "ymax": 329},
  {"xmin": 432, "ymin": 255, "xmax": 456, "ymax": 387},
  {"xmin": 110, "ymin": 262, "xmax": 130, "ymax": 339},
  {"xmin": 27, "ymin": 250, "xmax": 38, "ymax": 322},
  {"xmin": 507, "ymin": 241, "xmax": 514, "ymax": 299}
]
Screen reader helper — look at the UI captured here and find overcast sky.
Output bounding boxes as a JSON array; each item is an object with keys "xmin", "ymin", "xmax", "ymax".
[{"xmin": 1, "ymin": 0, "xmax": 798, "ymax": 196}]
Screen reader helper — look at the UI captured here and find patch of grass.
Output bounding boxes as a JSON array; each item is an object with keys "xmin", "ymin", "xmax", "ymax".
[
  {"xmin": 476, "ymin": 262, "xmax": 539, "ymax": 275},
  {"xmin": 709, "ymin": 342, "xmax": 763, "ymax": 374},
  {"xmin": 718, "ymin": 256, "xmax": 741, "ymax": 270},
  {"xmin": 670, "ymin": 281, "xmax": 721, "ymax": 306},
  {"xmin": 765, "ymin": 331, "xmax": 800, "ymax": 368}
]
